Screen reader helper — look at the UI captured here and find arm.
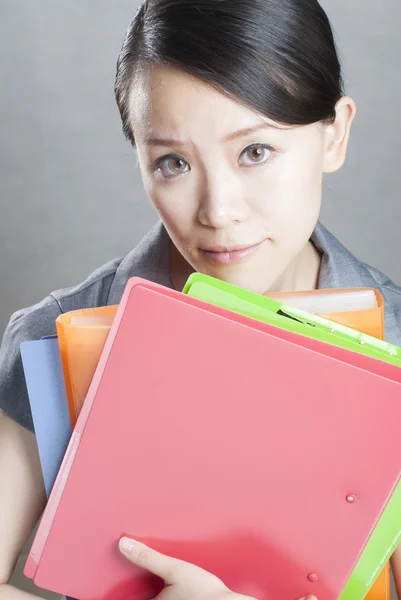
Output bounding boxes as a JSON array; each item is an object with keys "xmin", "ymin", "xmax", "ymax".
[
  {"xmin": 391, "ymin": 546, "xmax": 401, "ymax": 600},
  {"xmin": 0, "ymin": 409, "xmax": 47, "ymax": 600}
]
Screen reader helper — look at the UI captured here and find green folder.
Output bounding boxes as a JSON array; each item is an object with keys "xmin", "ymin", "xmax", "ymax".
[
  {"xmin": 183, "ymin": 272, "xmax": 401, "ymax": 600},
  {"xmin": 183, "ymin": 273, "xmax": 401, "ymax": 366}
]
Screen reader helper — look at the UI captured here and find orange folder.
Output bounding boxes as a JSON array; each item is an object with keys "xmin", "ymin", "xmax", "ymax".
[
  {"xmin": 55, "ymin": 307, "xmax": 116, "ymax": 426},
  {"xmin": 268, "ymin": 288, "xmax": 384, "ymax": 340}
]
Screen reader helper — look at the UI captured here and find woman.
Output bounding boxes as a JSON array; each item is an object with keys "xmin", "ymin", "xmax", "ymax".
[{"xmin": 1, "ymin": 1, "xmax": 400, "ymax": 600}]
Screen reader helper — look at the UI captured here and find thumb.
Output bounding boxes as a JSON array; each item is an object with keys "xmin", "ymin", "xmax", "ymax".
[{"xmin": 119, "ymin": 537, "xmax": 185, "ymax": 584}]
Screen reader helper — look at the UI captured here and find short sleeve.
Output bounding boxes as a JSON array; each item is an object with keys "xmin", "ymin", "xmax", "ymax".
[{"xmin": 0, "ymin": 295, "xmax": 62, "ymax": 432}]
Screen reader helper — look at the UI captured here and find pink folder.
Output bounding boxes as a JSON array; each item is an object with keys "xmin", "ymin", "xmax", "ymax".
[{"xmin": 25, "ymin": 279, "xmax": 401, "ymax": 600}]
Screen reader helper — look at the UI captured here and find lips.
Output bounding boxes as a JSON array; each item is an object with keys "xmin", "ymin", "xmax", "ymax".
[{"xmin": 200, "ymin": 240, "xmax": 266, "ymax": 265}]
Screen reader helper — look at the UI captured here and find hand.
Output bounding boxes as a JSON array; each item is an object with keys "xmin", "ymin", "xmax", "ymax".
[{"xmin": 119, "ymin": 537, "xmax": 316, "ymax": 600}]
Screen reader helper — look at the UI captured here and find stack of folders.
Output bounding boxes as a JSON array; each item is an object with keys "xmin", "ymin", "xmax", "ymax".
[{"xmin": 20, "ymin": 275, "xmax": 400, "ymax": 600}]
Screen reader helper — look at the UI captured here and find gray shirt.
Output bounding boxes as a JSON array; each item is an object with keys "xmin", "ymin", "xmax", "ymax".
[{"xmin": 1, "ymin": 220, "xmax": 401, "ymax": 433}]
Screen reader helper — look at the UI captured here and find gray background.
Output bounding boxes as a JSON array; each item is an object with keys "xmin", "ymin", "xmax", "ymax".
[
  {"xmin": 1, "ymin": 1, "xmax": 401, "ymax": 337},
  {"xmin": 1, "ymin": 1, "xmax": 400, "ymax": 598}
]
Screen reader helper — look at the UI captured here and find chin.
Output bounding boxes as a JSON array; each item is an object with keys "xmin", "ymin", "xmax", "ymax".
[{"xmin": 197, "ymin": 263, "xmax": 273, "ymax": 296}]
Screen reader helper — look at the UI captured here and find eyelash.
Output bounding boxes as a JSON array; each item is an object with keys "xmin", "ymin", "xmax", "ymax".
[{"xmin": 153, "ymin": 143, "xmax": 276, "ymax": 180}]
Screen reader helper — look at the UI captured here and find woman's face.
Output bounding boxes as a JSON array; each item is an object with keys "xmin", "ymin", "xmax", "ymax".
[{"xmin": 129, "ymin": 65, "xmax": 343, "ymax": 294}]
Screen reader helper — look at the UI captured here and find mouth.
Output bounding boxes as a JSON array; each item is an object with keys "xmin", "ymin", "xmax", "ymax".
[{"xmin": 199, "ymin": 240, "xmax": 267, "ymax": 265}]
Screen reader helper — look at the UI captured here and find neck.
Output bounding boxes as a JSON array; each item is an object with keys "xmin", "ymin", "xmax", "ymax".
[
  {"xmin": 268, "ymin": 240, "xmax": 321, "ymax": 293},
  {"xmin": 170, "ymin": 242, "xmax": 195, "ymax": 292}
]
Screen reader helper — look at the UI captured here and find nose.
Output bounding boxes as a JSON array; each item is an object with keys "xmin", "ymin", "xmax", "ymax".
[{"xmin": 197, "ymin": 172, "xmax": 249, "ymax": 229}]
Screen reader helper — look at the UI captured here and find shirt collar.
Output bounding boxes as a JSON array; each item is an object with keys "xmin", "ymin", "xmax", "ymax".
[
  {"xmin": 108, "ymin": 219, "xmax": 376, "ymax": 306},
  {"xmin": 311, "ymin": 221, "xmax": 375, "ymax": 289},
  {"xmin": 107, "ymin": 221, "xmax": 173, "ymax": 305}
]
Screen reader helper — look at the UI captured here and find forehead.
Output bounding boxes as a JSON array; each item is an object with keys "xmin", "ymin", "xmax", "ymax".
[
  {"xmin": 128, "ymin": 65, "xmax": 276, "ymax": 139},
  {"xmin": 127, "ymin": 64, "xmax": 324, "ymax": 149}
]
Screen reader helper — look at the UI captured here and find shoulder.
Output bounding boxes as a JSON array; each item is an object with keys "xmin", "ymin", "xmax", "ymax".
[
  {"xmin": 312, "ymin": 222, "xmax": 401, "ymax": 345},
  {"xmin": 0, "ymin": 294, "xmax": 63, "ymax": 431},
  {"xmin": 359, "ymin": 261, "xmax": 401, "ymax": 344},
  {"xmin": 49, "ymin": 220, "xmax": 173, "ymax": 311},
  {"xmin": 361, "ymin": 262, "xmax": 401, "ymax": 301},
  {"xmin": 0, "ymin": 256, "xmax": 122, "ymax": 431},
  {"xmin": 0, "ymin": 221, "xmax": 170, "ymax": 431},
  {"xmin": 14, "ymin": 220, "xmax": 170, "ymax": 319},
  {"xmin": 3, "ymin": 253, "xmax": 124, "ymax": 346},
  {"xmin": 51, "ymin": 256, "xmax": 123, "ymax": 313},
  {"xmin": 2, "ymin": 220, "xmax": 171, "ymax": 342}
]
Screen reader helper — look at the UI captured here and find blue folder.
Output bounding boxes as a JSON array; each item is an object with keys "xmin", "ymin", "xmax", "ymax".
[
  {"xmin": 20, "ymin": 336, "xmax": 72, "ymax": 497},
  {"xmin": 21, "ymin": 337, "xmax": 76, "ymax": 600}
]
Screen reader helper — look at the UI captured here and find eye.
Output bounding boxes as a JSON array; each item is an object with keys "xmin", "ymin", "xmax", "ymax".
[
  {"xmin": 155, "ymin": 154, "xmax": 190, "ymax": 178},
  {"xmin": 239, "ymin": 143, "xmax": 274, "ymax": 167}
]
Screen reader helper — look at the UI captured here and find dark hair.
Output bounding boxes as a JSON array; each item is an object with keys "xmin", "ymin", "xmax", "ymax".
[{"xmin": 115, "ymin": 0, "xmax": 344, "ymax": 146}]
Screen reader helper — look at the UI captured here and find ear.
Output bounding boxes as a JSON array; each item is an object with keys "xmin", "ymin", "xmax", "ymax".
[{"xmin": 323, "ymin": 96, "xmax": 356, "ymax": 173}]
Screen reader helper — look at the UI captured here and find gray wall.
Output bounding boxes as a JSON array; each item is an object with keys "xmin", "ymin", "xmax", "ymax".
[
  {"xmin": 1, "ymin": 1, "xmax": 400, "ymax": 598},
  {"xmin": 1, "ymin": 1, "xmax": 401, "ymax": 336}
]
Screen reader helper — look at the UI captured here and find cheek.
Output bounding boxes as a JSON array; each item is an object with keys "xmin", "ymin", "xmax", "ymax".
[
  {"xmin": 142, "ymin": 177, "xmax": 198, "ymax": 241},
  {"xmin": 261, "ymin": 151, "xmax": 323, "ymax": 221},
  {"xmin": 138, "ymin": 155, "xmax": 201, "ymax": 234}
]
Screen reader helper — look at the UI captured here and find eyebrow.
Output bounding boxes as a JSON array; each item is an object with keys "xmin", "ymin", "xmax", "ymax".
[
  {"xmin": 144, "ymin": 122, "xmax": 286, "ymax": 148},
  {"xmin": 223, "ymin": 122, "xmax": 285, "ymax": 142}
]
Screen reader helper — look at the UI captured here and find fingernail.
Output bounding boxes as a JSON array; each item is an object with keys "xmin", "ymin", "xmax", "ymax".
[{"xmin": 119, "ymin": 537, "xmax": 135, "ymax": 555}]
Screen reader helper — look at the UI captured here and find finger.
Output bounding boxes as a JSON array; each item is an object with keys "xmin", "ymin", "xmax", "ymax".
[
  {"xmin": 298, "ymin": 596, "xmax": 317, "ymax": 600},
  {"xmin": 119, "ymin": 537, "xmax": 186, "ymax": 584}
]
